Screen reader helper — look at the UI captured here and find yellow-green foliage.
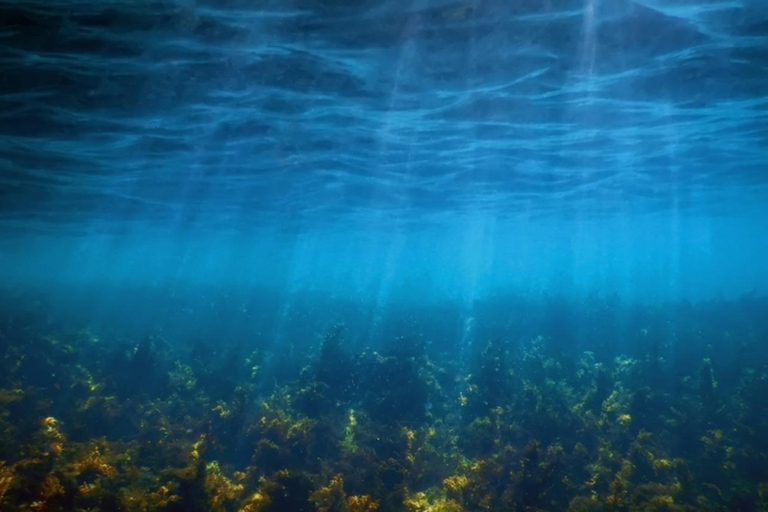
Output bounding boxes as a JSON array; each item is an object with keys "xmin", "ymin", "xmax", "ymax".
[
  {"xmin": 405, "ymin": 491, "xmax": 464, "ymax": 512},
  {"xmin": 205, "ymin": 461, "xmax": 245, "ymax": 511},
  {"xmin": 0, "ymin": 462, "xmax": 13, "ymax": 505},
  {"xmin": 169, "ymin": 361, "xmax": 198, "ymax": 392},
  {"xmin": 342, "ymin": 409, "xmax": 358, "ymax": 454},
  {"xmin": 311, "ymin": 474, "xmax": 346, "ymax": 512},
  {"xmin": 443, "ymin": 474, "xmax": 469, "ymax": 492},
  {"xmin": 310, "ymin": 474, "xmax": 380, "ymax": 512}
]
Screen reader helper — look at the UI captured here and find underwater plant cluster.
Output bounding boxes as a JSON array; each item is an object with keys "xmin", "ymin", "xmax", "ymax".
[{"xmin": 1, "ymin": 292, "xmax": 768, "ymax": 512}]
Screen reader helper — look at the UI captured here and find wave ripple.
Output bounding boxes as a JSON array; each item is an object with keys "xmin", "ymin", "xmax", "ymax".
[{"xmin": 1, "ymin": 0, "xmax": 767, "ymax": 232}]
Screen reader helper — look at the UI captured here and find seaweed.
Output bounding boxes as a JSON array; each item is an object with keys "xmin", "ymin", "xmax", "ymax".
[{"xmin": 0, "ymin": 295, "xmax": 767, "ymax": 511}]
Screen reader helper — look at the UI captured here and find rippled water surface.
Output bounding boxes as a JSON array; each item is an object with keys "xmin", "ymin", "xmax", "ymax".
[{"xmin": 2, "ymin": 0, "xmax": 767, "ymax": 229}]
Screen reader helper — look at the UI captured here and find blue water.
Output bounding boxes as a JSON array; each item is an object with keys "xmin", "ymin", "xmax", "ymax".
[
  {"xmin": 1, "ymin": 1, "xmax": 768, "ymax": 302},
  {"xmin": 3, "ymin": 3, "xmax": 768, "ymax": 511}
]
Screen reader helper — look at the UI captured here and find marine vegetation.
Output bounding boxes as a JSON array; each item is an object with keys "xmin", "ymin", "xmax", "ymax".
[{"xmin": 1, "ymin": 293, "xmax": 767, "ymax": 511}]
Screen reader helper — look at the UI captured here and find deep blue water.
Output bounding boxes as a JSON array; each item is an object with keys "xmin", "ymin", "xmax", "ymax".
[{"xmin": 1, "ymin": 0, "xmax": 768, "ymax": 301}]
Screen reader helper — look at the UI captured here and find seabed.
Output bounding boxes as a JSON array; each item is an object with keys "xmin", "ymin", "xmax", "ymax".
[{"xmin": 1, "ymin": 294, "xmax": 767, "ymax": 512}]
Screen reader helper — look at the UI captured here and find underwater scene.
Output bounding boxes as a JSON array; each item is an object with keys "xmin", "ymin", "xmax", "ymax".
[{"xmin": 2, "ymin": 0, "xmax": 768, "ymax": 511}]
